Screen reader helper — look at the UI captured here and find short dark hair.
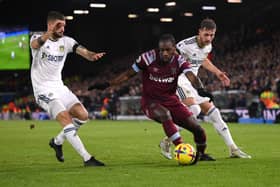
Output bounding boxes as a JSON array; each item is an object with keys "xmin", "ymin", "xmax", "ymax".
[
  {"xmin": 47, "ymin": 11, "xmax": 65, "ymax": 22},
  {"xmin": 159, "ymin": 34, "xmax": 176, "ymax": 45},
  {"xmin": 200, "ymin": 18, "xmax": 216, "ymax": 30}
]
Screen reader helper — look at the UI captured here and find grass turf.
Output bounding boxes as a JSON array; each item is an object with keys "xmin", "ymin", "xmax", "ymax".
[{"xmin": 0, "ymin": 120, "xmax": 279, "ymax": 187}]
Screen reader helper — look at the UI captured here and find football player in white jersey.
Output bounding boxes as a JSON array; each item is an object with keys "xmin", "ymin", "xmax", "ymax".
[
  {"xmin": 30, "ymin": 11, "xmax": 106, "ymax": 167},
  {"xmin": 160, "ymin": 18, "xmax": 251, "ymax": 159}
]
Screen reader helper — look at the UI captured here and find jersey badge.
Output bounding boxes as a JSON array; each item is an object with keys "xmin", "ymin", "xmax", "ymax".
[{"xmin": 59, "ymin": 45, "xmax": 65, "ymax": 52}]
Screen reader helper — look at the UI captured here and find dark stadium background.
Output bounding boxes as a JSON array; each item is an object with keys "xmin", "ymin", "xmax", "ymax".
[
  {"xmin": 0, "ymin": 0, "xmax": 279, "ymax": 75},
  {"xmin": 0, "ymin": 0, "xmax": 280, "ymax": 122}
]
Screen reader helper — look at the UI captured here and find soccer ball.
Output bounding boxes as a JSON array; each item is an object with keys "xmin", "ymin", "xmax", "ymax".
[{"xmin": 174, "ymin": 143, "xmax": 197, "ymax": 165}]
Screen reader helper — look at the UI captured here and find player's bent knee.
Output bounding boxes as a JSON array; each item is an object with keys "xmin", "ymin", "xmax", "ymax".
[
  {"xmin": 78, "ymin": 110, "xmax": 89, "ymax": 121},
  {"xmin": 56, "ymin": 111, "xmax": 73, "ymax": 126},
  {"xmin": 189, "ymin": 104, "xmax": 201, "ymax": 117},
  {"xmin": 69, "ymin": 103, "xmax": 89, "ymax": 121},
  {"xmin": 158, "ymin": 110, "xmax": 172, "ymax": 122}
]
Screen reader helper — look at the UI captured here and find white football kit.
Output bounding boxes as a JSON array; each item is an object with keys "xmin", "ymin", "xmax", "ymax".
[
  {"xmin": 176, "ymin": 36, "xmax": 212, "ymax": 104},
  {"xmin": 30, "ymin": 34, "xmax": 80, "ymax": 118}
]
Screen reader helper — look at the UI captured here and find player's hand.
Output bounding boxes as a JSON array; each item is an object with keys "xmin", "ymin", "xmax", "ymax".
[
  {"xmin": 217, "ymin": 72, "xmax": 230, "ymax": 87},
  {"xmin": 47, "ymin": 20, "xmax": 64, "ymax": 35},
  {"xmin": 88, "ymin": 82, "xmax": 110, "ymax": 90},
  {"xmin": 90, "ymin": 52, "xmax": 106, "ymax": 61},
  {"xmin": 197, "ymin": 88, "xmax": 214, "ymax": 102}
]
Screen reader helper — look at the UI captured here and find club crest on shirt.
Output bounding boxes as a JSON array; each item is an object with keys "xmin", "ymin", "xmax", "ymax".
[{"xmin": 59, "ymin": 45, "xmax": 64, "ymax": 52}]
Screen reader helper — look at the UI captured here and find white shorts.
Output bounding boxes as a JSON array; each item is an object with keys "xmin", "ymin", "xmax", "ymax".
[
  {"xmin": 34, "ymin": 85, "xmax": 80, "ymax": 119},
  {"xmin": 176, "ymin": 74, "xmax": 210, "ymax": 104}
]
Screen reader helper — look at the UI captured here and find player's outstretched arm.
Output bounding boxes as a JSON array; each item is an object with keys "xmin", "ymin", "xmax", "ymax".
[
  {"xmin": 75, "ymin": 46, "xmax": 106, "ymax": 62},
  {"xmin": 31, "ymin": 20, "xmax": 63, "ymax": 49},
  {"xmin": 202, "ymin": 58, "xmax": 230, "ymax": 86},
  {"xmin": 184, "ymin": 71, "xmax": 214, "ymax": 102},
  {"xmin": 88, "ymin": 68, "xmax": 137, "ymax": 91}
]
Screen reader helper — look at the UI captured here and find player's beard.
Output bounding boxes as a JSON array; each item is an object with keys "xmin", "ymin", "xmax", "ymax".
[{"xmin": 53, "ymin": 32, "xmax": 63, "ymax": 39}]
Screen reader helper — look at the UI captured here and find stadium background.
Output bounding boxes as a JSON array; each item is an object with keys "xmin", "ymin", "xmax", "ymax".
[
  {"xmin": 0, "ymin": 1, "xmax": 280, "ymax": 187},
  {"xmin": 1, "ymin": 0, "xmax": 280, "ymax": 123}
]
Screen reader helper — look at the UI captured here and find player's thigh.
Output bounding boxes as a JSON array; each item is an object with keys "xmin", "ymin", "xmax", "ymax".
[
  {"xmin": 168, "ymin": 103, "xmax": 193, "ymax": 125},
  {"xmin": 60, "ymin": 88, "xmax": 89, "ymax": 120},
  {"xmin": 59, "ymin": 87, "xmax": 82, "ymax": 111},
  {"xmin": 69, "ymin": 103, "xmax": 89, "ymax": 121},
  {"xmin": 177, "ymin": 85, "xmax": 195, "ymax": 101},
  {"xmin": 142, "ymin": 102, "xmax": 171, "ymax": 123},
  {"xmin": 182, "ymin": 97, "xmax": 196, "ymax": 106},
  {"xmin": 199, "ymin": 101, "xmax": 214, "ymax": 114},
  {"xmin": 36, "ymin": 95, "xmax": 67, "ymax": 120},
  {"xmin": 170, "ymin": 104, "xmax": 202, "ymax": 132}
]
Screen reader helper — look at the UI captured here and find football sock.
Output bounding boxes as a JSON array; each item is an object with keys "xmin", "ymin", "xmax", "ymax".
[
  {"xmin": 207, "ymin": 106, "xmax": 238, "ymax": 149},
  {"xmin": 54, "ymin": 130, "xmax": 66, "ymax": 145},
  {"xmin": 162, "ymin": 120, "xmax": 183, "ymax": 146},
  {"xmin": 72, "ymin": 118, "xmax": 88, "ymax": 129},
  {"xmin": 63, "ymin": 124, "xmax": 91, "ymax": 161},
  {"xmin": 196, "ymin": 143, "xmax": 207, "ymax": 155}
]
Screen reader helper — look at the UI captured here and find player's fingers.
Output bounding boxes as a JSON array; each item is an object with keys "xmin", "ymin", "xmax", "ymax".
[
  {"xmin": 97, "ymin": 52, "xmax": 106, "ymax": 57},
  {"xmin": 96, "ymin": 53, "xmax": 105, "ymax": 59},
  {"xmin": 222, "ymin": 79, "xmax": 230, "ymax": 87}
]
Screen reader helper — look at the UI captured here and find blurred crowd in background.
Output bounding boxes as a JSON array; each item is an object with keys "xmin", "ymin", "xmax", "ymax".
[{"xmin": 1, "ymin": 27, "xmax": 280, "ymax": 120}]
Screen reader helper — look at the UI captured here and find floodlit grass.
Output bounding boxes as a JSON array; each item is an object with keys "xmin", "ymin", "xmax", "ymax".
[{"xmin": 0, "ymin": 120, "xmax": 279, "ymax": 187}]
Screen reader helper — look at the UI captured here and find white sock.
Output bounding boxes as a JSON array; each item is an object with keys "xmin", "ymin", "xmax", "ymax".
[
  {"xmin": 207, "ymin": 107, "xmax": 238, "ymax": 150},
  {"xmin": 189, "ymin": 104, "xmax": 201, "ymax": 117},
  {"xmin": 72, "ymin": 118, "xmax": 88, "ymax": 129},
  {"xmin": 54, "ymin": 130, "xmax": 66, "ymax": 145},
  {"xmin": 63, "ymin": 124, "xmax": 91, "ymax": 161}
]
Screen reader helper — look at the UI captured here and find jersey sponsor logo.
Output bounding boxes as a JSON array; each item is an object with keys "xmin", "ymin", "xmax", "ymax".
[
  {"xmin": 42, "ymin": 52, "xmax": 64, "ymax": 63},
  {"xmin": 149, "ymin": 73, "xmax": 175, "ymax": 83}
]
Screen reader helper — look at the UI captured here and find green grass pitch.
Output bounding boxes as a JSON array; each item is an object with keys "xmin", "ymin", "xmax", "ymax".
[
  {"xmin": 0, "ymin": 120, "xmax": 279, "ymax": 187},
  {"xmin": 0, "ymin": 34, "xmax": 30, "ymax": 70}
]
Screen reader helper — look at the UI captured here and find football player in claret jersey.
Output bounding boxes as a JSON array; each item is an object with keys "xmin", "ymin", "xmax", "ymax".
[
  {"xmin": 160, "ymin": 18, "xmax": 251, "ymax": 159},
  {"xmin": 30, "ymin": 11, "xmax": 106, "ymax": 167},
  {"xmin": 89, "ymin": 34, "xmax": 215, "ymax": 162}
]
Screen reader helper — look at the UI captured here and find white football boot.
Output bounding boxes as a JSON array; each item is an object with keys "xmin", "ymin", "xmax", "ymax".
[
  {"xmin": 159, "ymin": 137, "xmax": 172, "ymax": 160},
  {"xmin": 230, "ymin": 147, "xmax": 252, "ymax": 159}
]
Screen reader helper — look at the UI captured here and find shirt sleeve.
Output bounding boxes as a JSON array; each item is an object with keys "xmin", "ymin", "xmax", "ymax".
[
  {"xmin": 131, "ymin": 49, "xmax": 156, "ymax": 72},
  {"xmin": 178, "ymin": 55, "xmax": 192, "ymax": 74},
  {"xmin": 30, "ymin": 34, "xmax": 41, "ymax": 49},
  {"xmin": 176, "ymin": 40, "xmax": 188, "ymax": 55},
  {"xmin": 64, "ymin": 36, "xmax": 78, "ymax": 54}
]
